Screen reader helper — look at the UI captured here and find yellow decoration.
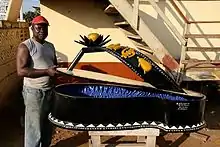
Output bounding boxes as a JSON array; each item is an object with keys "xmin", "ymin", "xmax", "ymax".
[
  {"xmin": 107, "ymin": 43, "xmax": 121, "ymax": 51},
  {"xmin": 88, "ymin": 33, "xmax": 100, "ymax": 41},
  {"xmin": 121, "ymin": 47, "xmax": 136, "ymax": 58},
  {"xmin": 137, "ymin": 57, "xmax": 152, "ymax": 74}
]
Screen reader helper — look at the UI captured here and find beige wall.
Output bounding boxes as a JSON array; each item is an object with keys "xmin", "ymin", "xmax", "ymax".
[
  {"xmin": 40, "ymin": 0, "xmax": 220, "ymax": 61},
  {"xmin": 40, "ymin": 0, "xmax": 136, "ymax": 63},
  {"xmin": 138, "ymin": 0, "xmax": 220, "ymax": 60}
]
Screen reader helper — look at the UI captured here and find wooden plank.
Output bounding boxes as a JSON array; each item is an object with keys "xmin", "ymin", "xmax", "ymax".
[
  {"xmin": 189, "ymin": 21, "xmax": 220, "ymax": 24},
  {"xmin": 119, "ymin": 28, "xmax": 142, "ymax": 40},
  {"xmin": 182, "ymin": 60, "xmax": 220, "ymax": 64},
  {"xmin": 89, "ymin": 128, "xmax": 160, "ymax": 147},
  {"xmin": 90, "ymin": 135, "xmax": 101, "ymax": 147},
  {"xmin": 89, "ymin": 128, "xmax": 160, "ymax": 136},
  {"xmin": 114, "ymin": 21, "xmax": 130, "ymax": 26},
  {"xmin": 57, "ymin": 68, "xmax": 155, "ymax": 88},
  {"xmin": 127, "ymin": 34, "xmax": 142, "ymax": 40},
  {"xmin": 5, "ymin": 0, "xmax": 23, "ymax": 22},
  {"xmin": 187, "ymin": 47, "xmax": 220, "ymax": 51},
  {"xmin": 146, "ymin": 136, "xmax": 157, "ymax": 147},
  {"xmin": 136, "ymin": 44, "xmax": 154, "ymax": 55},
  {"xmin": 186, "ymin": 66, "xmax": 220, "ymax": 68},
  {"xmin": 100, "ymin": 143, "xmax": 147, "ymax": 147},
  {"xmin": 104, "ymin": 4, "xmax": 119, "ymax": 14},
  {"xmin": 137, "ymin": 136, "xmax": 146, "ymax": 143},
  {"xmin": 185, "ymin": 34, "xmax": 220, "ymax": 38}
]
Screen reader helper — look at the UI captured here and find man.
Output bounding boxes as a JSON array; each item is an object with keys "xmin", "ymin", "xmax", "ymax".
[{"xmin": 16, "ymin": 16, "xmax": 58, "ymax": 147}]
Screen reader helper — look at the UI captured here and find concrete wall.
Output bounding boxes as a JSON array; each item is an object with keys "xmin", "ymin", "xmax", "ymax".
[{"xmin": 0, "ymin": 21, "xmax": 29, "ymax": 110}]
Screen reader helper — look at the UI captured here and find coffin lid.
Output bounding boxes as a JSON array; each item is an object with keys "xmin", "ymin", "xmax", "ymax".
[{"xmin": 58, "ymin": 43, "xmax": 185, "ymax": 93}]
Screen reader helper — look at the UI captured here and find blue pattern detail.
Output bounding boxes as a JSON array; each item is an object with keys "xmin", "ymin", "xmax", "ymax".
[{"xmin": 57, "ymin": 85, "xmax": 189, "ymax": 101}]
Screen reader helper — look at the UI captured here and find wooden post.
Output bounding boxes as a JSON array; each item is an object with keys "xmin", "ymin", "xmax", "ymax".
[
  {"xmin": 176, "ymin": 18, "xmax": 190, "ymax": 84},
  {"xmin": 5, "ymin": 0, "xmax": 23, "ymax": 22}
]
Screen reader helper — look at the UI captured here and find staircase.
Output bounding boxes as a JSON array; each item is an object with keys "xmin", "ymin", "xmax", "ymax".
[
  {"xmin": 103, "ymin": 0, "xmax": 187, "ymax": 74},
  {"xmin": 103, "ymin": 0, "xmax": 220, "ymax": 83}
]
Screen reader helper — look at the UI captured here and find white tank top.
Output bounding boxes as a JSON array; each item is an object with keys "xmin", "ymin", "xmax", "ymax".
[{"xmin": 22, "ymin": 38, "xmax": 56, "ymax": 89}]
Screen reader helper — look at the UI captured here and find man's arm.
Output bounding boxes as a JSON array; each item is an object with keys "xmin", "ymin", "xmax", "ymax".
[
  {"xmin": 16, "ymin": 43, "xmax": 49, "ymax": 78},
  {"xmin": 52, "ymin": 44, "xmax": 58, "ymax": 66},
  {"xmin": 54, "ymin": 54, "xmax": 58, "ymax": 66}
]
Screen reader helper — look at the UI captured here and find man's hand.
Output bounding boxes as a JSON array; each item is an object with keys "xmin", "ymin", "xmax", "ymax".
[{"xmin": 47, "ymin": 65, "xmax": 58, "ymax": 76}]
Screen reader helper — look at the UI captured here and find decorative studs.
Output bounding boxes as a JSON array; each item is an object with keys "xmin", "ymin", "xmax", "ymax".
[
  {"xmin": 116, "ymin": 123, "xmax": 123, "ymax": 127},
  {"xmin": 192, "ymin": 125, "xmax": 196, "ymax": 128},
  {"xmin": 170, "ymin": 126, "xmax": 177, "ymax": 130},
  {"xmin": 158, "ymin": 123, "xmax": 164, "ymax": 128},
  {"xmin": 87, "ymin": 124, "xmax": 95, "ymax": 128},
  {"xmin": 133, "ymin": 122, "xmax": 140, "ymax": 126},
  {"xmin": 53, "ymin": 119, "xmax": 59, "ymax": 123},
  {"xmin": 106, "ymin": 124, "xmax": 115, "ymax": 128},
  {"xmin": 59, "ymin": 121, "xmax": 64, "ymax": 125},
  {"xmin": 76, "ymin": 124, "xmax": 85, "ymax": 128},
  {"xmin": 185, "ymin": 126, "xmax": 190, "ymax": 129},
  {"xmin": 97, "ymin": 124, "xmax": 105, "ymax": 128},
  {"xmin": 142, "ymin": 121, "xmax": 148, "ymax": 125},
  {"xmin": 150, "ymin": 121, "xmax": 157, "ymax": 125},
  {"xmin": 66, "ymin": 122, "xmax": 74, "ymax": 127},
  {"xmin": 124, "ymin": 123, "xmax": 131, "ymax": 126}
]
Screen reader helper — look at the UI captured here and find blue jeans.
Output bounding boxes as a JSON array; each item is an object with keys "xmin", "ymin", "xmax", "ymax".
[{"xmin": 22, "ymin": 86, "xmax": 53, "ymax": 147}]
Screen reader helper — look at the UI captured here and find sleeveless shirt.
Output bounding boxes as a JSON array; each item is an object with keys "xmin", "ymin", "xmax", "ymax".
[{"xmin": 22, "ymin": 38, "xmax": 56, "ymax": 89}]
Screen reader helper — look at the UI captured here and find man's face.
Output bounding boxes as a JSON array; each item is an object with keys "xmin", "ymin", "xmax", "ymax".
[{"xmin": 32, "ymin": 23, "xmax": 48, "ymax": 41}]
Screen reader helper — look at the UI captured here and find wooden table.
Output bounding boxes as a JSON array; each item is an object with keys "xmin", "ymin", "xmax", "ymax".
[{"xmin": 88, "ymin": 128, "xmax": 160, "ymax": 147}]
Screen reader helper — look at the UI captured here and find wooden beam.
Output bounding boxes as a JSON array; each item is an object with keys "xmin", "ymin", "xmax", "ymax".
[
  {"xmin": 182, "ymin": 60, "xmax": 220, "ymax": 64},
  {"xmin": 104, "ymin": 4, "xmax": 119, "ymax": 14},
  {"xmin": 187, "ymin": 47, "xmax": 220, "ymax": 51},
  {"xmin": 5, "ymin": 0, "xmax": 23, "ymax": 22},
  {"xmin": 185, "ymin": 34, "xmax": 220, "ymax": 38},
  {"xmin": 189, "ymin": 21, "xmax": 220, "ymax": 24}
]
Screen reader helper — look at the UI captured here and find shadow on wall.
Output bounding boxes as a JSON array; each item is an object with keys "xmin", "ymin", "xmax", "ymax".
[
  {"xmin": 41, "ymin": 0, "xmax": 185, "ymax": 59},
  {"xmin": 41, "ymin": 0, "xmax": 116, "ymax": 29},
  {"xmin": 139, "ymin": 0, "xmax": 183, "ymax": 58}
]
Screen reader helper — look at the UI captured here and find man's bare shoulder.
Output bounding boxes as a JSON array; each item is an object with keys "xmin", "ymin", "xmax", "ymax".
[{"xmin": 18, "ymin": 42, "xmax": 28, "ymax": 50}]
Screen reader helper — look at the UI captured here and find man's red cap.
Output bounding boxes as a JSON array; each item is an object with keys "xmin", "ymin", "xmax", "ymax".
[{"xmin": 31, "ymin": 16, "xmax": 49, "ymax": 25}]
